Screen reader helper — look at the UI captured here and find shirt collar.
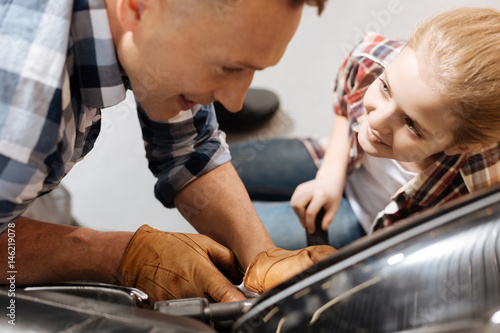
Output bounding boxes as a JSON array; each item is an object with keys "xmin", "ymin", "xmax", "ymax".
[
  {"xmin": 460, "ymin": 143, "xmax": 500, "ymax": 192},
  {"xmin": 405, "ymin": 153, "xmax": 467, "ymax": 205},
  {"xmin": 403, "ymin": 143, "xmax": 500, "ymax": 205},
  {"xmin": 71, "ymin": 0, "xmax": 126, "ymax": 108}
]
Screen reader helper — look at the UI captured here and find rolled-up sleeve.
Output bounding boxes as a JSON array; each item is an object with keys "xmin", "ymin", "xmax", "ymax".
[
  {"xmin": 0, "ymin": 158, "xmax": 45, "ymax": 235},
  {"xmin": 137, "ymin": 103, "xmax": 231, "ymax": 208}
]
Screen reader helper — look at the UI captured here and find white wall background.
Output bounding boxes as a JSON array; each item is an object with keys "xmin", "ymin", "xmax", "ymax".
[{"xmin": 61, "ymin": 0, "xmax": 500, "ymax": 233}]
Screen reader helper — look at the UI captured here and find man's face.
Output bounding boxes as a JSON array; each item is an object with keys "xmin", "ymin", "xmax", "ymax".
[{"xmin": 116, "ymin": 0, "xmax": 303, "ymax": 121}]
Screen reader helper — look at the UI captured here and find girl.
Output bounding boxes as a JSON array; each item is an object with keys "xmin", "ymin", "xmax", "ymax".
[{"xmin": 230, "ymin": 7, "xmax": 500, "ymax": 250}]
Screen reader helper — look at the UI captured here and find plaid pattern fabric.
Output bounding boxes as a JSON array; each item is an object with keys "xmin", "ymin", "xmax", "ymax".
[
  {"xmin": 134, "ymin": 97, "xmax": 230, "ymax": 208},
  {"xmin": 331, "ymin": 33, "xmax": 500, "ymax": 232},
  {"xmin": 0, "ymin": 0, "xmax": 230, "ymax": 233},
  {"xmin": 333, "ymin": 33, "xmax": 406, "ymax": 174}
]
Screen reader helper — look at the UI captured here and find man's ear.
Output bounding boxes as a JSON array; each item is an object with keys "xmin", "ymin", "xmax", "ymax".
[
  {"xmin": 444, "ymin": 142, "xmax": 483, "ymax": 156},
  {"xmin": 117, "ymin": 0, "xmax": 147, "ymax": 31}
]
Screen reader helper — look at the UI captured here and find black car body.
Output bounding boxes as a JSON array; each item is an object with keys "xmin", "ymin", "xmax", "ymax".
[{"xmin": 3, "ymin": 184, "xmax": 500, "ymax": 332}]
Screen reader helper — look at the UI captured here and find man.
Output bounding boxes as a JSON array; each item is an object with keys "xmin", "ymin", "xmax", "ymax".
[{"xmin": 0, "ymin": 0, "xmax": 334, "ymax": 303}]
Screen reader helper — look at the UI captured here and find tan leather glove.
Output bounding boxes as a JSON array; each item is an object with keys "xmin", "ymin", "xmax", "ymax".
[
  {"xmin": 244, "ymin": 246, "xmax": 336, "ymax": 294},
  {"xmin": 118, "ymin": 225, "xmax": 246, "ymax": 303}
]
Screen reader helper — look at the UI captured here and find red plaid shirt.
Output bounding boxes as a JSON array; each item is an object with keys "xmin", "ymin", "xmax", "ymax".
[{"xmin": 333, "ymin": 33, "xmax": 500, "ymax": 232}]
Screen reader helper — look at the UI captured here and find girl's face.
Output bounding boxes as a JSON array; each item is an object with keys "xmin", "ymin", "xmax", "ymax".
[{"xmin": 360, "ymin": 46, "xmax": 460, "ymax": 172}]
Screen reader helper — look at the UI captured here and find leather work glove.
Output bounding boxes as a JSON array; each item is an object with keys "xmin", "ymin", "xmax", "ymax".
[
  {"xmin": 118, "ymin": 225, "xmax": 246, "ymax": 303},
  {"xmin": 244, "ymin": 246, "xmax": 336, "ymax": 294}
]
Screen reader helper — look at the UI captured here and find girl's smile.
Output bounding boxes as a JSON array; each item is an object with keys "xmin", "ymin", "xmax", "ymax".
[
  {"xmin": 366, "ymin": 123, "xmax": 389, "ymax": 146},
  {"xmin": 358, "ymin": 46, "xmax": 460, "ymax": 172}
]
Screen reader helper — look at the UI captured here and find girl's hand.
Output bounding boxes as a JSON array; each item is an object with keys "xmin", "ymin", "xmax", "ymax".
[
  {"xmin": 291, "ymin": 114, "xmax": 350, "ymax": 236},
  {"xmin": 290, "ymin": 178, "xmax": 344, "ymax": 234}
]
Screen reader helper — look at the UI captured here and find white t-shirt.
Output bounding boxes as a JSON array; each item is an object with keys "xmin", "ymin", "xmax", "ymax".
[{"xmin": 344, "ymin": 154, "xmax": 417, "ymax": 232}]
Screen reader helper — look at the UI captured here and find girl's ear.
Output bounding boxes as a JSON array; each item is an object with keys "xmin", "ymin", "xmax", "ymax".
[
  {"xmin": 117, "ymin": 0, "xmax": 147, "ymax": 32},
  {"xmin": 444, "ymin": 143, "xmax": 483, "ymax": 156}
]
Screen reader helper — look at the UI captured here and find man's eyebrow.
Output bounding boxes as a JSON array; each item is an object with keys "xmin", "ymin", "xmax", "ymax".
[{"xmin": 384, "ymin": 69, "xmax": 432, "ymax": 138}]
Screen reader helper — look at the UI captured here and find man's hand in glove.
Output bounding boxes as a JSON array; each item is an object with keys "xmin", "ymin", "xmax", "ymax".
[
  {"xmin": 118, "ymin": 225, "xmax": 246, "ymax": 303},
  {"xmin": 244, "ymin": 246, "xmax": 336, "ymax": 294}
]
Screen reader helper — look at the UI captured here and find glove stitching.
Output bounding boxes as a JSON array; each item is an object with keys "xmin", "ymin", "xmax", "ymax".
[
  {"xmin": 171, "ymin": 234, "xmax": 218, "ymax": 267},
  {"xmin": 144, "ymin": 263, "xmax": 189, "ymax": 283},
  {"xmin": 179, "ymin": 234, "xmax": 209, "ymax": 254},
  {"xmin": 139, "ymin": 276, "xmax": 176, "ymax": 301},
  {"xmin": 261, "ymin": 250, "xmax": 311, "ymax": 292}
]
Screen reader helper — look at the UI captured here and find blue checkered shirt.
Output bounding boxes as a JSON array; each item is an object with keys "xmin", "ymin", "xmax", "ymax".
[{"xmin": 0, "ymin": 0, "xmax": 230, "ymax": 234}]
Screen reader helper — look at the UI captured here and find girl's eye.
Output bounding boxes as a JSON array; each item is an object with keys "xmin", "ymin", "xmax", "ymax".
[
  {"xmin": 378, "ymin": 78, "xmax": 389, "ymax": 94},
  {"xmin": 222, "ymin": 67, "xmax": 244, "ymax": 74},
  {"xmin": 405, "ymin": 117, "xmax": 422, "ymax": 138}
]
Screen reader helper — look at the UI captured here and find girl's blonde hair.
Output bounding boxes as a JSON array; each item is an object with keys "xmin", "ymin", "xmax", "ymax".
[{"xmin": 407, "ymin": 7, "xmax": 500, "ymax": 146}]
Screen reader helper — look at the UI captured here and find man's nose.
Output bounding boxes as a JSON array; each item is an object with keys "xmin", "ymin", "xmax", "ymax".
[{"xmin": 214, "ymin": 73, "xmax": 255, "ymax": 112}]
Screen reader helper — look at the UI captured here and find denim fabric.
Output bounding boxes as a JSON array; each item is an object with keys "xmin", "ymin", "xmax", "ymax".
[
  {"xmin": 230, "ymin": 138, "xmax": 318, "ymax": 201},
  {"xmin": 230, "ymin": 138, "xmax": 366, "ymax": 249},
  {"xmin": 253, "ymin": 199, "xmax": 366, "ymax": 250}
]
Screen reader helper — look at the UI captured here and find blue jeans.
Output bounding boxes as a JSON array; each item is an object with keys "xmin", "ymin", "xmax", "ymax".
[{"xmin": 230, "ymin": 138, "xmax": 366, "ymax": 250}]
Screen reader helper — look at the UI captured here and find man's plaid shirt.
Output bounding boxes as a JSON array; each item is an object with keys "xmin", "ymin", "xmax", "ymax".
[
  {"xmin": 333, "ymin": 33, "xmax": 500, "ymax": 232},
  {"xmin": 0, "ymin": 0, "xmax": 230, "ymax": 234}
]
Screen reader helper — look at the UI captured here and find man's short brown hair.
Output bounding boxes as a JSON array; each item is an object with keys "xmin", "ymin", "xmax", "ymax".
[{"xmin": 218, "ymin": 0, "xmax": 328, "ymax": 15}]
